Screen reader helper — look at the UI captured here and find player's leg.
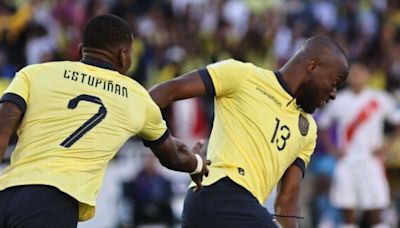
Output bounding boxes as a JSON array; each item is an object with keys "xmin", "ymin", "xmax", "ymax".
[
  {"xmin": 364, "ymin": 209, "xmax": 390, "ymax": 228},
  {"xmin": 360, "ymin": 158, "xmax": 390, "ymax": 228},
  {"xmin": 330, "ymin": 161, "xmax": 358, "ymax": 227},
  {"xmin": 182, "ymin": 177, "xmax": 278, "ymax": 228},
  {"xmin": 0, "ymin": 185, "xmax": 78, "ymax": 228},
  {"xmin": 340, "ymin": 209, "xmax": 357, "ymax": 226}
]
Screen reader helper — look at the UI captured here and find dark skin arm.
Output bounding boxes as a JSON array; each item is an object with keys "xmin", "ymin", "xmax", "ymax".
[
  {"xmin": 149, "ymin": 71, "xmax": 211, "ymax": 190},
  {"xmin": 149, "ymin": 71, "xmax": 212, "ymax": 190},
  {"xmin": 150, "ymin": 135, "xmax": 210, "ymax": 190},
  {"xmin": 149, "ymin": 70, "xmax": 206, "ymax": 108},
  {"xmin": 274, "ymin": 165, "xmax": 303, "ymax": 228},
  {"xmin": 0, "ymin": 102, "xmax": 22, "ymax": 161},
  {"xmin": 374, "ymin": 125, "xmax": 400, "ymax": 161}
]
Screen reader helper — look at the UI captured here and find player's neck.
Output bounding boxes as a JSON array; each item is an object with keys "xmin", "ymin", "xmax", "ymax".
[
  {"xmin": 278, "ymin": 67, "xmax": 302, "ymax": 98},
  {"xmin": 81, "ymin": 48, "xmax": 117, "ymax": 70},
  {"xmin": 351, "ymin": 86, "xmax": 365, "ymax": 94}
]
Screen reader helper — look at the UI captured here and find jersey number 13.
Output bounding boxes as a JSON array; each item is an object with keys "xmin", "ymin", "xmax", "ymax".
[{"xmin": 270, "ymin": 118, "xmax": 291, "ymax": 151}]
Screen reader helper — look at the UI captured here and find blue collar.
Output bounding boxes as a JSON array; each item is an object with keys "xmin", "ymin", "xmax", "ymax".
[
  {"xmin": 274, "ymin": 71, "xmax": 294, "ymax": 97},
  {"xmin": 81, "ymin": 58, "xmax": 116, "ymax": 71}
]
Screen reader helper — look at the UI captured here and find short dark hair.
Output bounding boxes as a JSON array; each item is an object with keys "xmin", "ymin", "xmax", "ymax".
[
  {"xmin": 82, "ymin": 14, "xmax": 132, "ymax": 50},
  {"xmin": 304, "ymin": 35, "xmax": 350, "ymax": 64}
]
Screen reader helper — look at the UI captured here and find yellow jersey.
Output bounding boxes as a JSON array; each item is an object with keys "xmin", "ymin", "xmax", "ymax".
[
  {"xmin": 0, "ymin": 78, "xmax": 11, "ymax": 94},
  {"xmin": 0, "ymin": 59, "xmax": 168, "ymax": 221},
  {"xmin": 197, "ymin": 59, "xmax": 317, "ymax": 204}
]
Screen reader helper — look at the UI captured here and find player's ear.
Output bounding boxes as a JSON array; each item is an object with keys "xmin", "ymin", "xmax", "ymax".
[
  {"xmin": 118, "ymin": 47, "xmax": 132, "ymax": 73},
  {"xmin": 306, "ymin": 59, "xmax": 318, "ymax": 75},
  {"xmin": 78, "ymin": 43, "xmax": 83, "ymax": 59},
  {"xmin": 119, "ymin": 48, "xmax": 128, "ymax": 68},
  {"xmin": 118, "ymin": 48, "xmax": 130, "ymax": 69}
]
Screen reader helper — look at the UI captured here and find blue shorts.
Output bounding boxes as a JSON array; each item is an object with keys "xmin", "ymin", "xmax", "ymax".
[
  {"xmin": 182, "ymin": 177, "xmax": 278, "ymax": 228},
  {"xmin": 0, "ymin": 185, "xmax": 78, "ymax": 228}
]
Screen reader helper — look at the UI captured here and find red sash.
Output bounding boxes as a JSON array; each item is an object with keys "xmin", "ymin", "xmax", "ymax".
[{"xmin": 345, "ymin": 99, "xmax": 379, "ymax": 144}]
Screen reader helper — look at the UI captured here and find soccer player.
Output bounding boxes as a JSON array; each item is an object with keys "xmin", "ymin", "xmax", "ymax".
[
  {"xmin": 149, "ymin": 35, "xmax": 349, "ymax": 228},
  {"xmin": 0, "ymin": 15, "xmax": 210, "ymax": 227},
  {"xmin": 318, "ymin": 62, "xmax": 400, "ymax": 228}
]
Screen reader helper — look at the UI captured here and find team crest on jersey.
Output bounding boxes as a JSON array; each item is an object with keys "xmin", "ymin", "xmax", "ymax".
[{"xmin": 298, "ymin": 114, "xmax": 309, "ymax": 136}]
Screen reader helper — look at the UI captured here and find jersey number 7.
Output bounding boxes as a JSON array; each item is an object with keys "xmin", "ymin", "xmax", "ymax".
[{"xmin": 60, "ymin": 94, "xmax": 108, "ymax": 148}]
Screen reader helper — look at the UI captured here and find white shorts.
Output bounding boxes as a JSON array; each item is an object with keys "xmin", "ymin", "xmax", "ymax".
[{"xmin": 330, "ymin": 158, "xmax": 389, "ymax": 210}]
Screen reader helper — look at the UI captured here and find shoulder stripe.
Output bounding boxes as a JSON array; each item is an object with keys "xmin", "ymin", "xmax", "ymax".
[
  {"xmin": 292, "ymin": 158, "xmax": 306, "ymax": 178},
  {"xmin": 0, "ymin": 93, "xmax": 27, "ymax": 113},
  {"xmin": 143, "ymin": 129, "xmax": 170, "ymax": 147},
  {"xmin": 198, "ymin": 68, "xmax": 216, "ymax": 97}
]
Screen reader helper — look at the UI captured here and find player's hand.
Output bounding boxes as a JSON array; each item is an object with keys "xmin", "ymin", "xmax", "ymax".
[
  {"xmin": 334, "ymin": 147, "xmax": 346, "ymax": 159},
  {"xmin": 190, "ymin": 140, "xmax": 211, "ymax": 192},
  {"xmin": 374, "ymin": 146, "xmax": 387, "ymax": 162}
]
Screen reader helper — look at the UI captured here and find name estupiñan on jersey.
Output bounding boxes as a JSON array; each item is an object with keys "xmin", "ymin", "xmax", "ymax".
[{"xmin": 63, "ymin": 70, "xmax": 128, "ymax": 98}]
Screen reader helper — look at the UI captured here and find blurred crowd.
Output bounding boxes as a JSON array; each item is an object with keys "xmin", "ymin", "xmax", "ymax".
[
  {"xmin": 2, "ymin": 0, "xmax": 400, "ymax": 91},
  {"xmin": 3, "ymin": 0, "xmax": 400, "ymax": 227}
]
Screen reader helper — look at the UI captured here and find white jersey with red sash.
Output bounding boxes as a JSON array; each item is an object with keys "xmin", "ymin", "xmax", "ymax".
[
  {"xmin": 319, "ymin": 88, "xmax": 400, "ymax": 162},
  {"xmin": 318, "ymin": 88, "xmax": 400, "ymax": 209}
]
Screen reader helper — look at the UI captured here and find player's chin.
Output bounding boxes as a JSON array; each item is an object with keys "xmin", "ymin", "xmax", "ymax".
[
  {"xmin": 315, "ymin": 100, "xmax": 329, "ymax": 111},
  {"xmin": 298, "ymin": 99, "xmax": 318, "ymax": 113},
  {"xmin": 300, "ymin": 106, "xmax": 315, "ymax": 114}
]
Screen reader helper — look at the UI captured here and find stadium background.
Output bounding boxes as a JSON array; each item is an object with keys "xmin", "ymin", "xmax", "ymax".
[{"xmin": 2, "ymin": 0, "xmax": 400, "ymax": 227}]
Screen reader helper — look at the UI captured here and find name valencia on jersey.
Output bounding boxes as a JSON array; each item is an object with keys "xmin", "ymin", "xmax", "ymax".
[{"xmin": 63, "ymin": 69, "xmax": 128, "ymax": 98}]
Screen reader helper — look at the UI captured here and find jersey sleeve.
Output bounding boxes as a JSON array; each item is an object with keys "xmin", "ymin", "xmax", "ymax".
[
  {"xmin": 295, "ymin": 119, "xmax": 317, "ymax": 177},
  {"xmin": 138, "ymin": 95, "xmax": 169, "ymax": 147},
  {"xmin": 297, "ymin": 137, "xmax": 316, "ymax": 168},
  {"xmin": 198, "ymin": 59, "xmax": 250, "ymax": 98},
  {"xmin": 0, "ymin": 68, "xmax": 30, "ymax": 113}
]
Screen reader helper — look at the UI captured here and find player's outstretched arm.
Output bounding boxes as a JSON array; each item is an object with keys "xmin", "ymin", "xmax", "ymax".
[
  {"xmin": 149, "ymin": 70, "xmax": 206, "ymax": 109},
  {"xmin": 0, "ymin": 102, "xmax": 22, "ymax": 161},
  {"xmin": 149, "ymin": 136, "xmax": 211, "ymax": 190},
  {"xmin": 274, "ymin": 164, "xmax": 303, "ymax": 228}
]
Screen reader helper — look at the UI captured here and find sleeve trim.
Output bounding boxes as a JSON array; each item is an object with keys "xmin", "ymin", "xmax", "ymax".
[
  {"xmin": 0, "ymin": 93, "xmax": 27, "ymax": 113},
  {"xmin": 143, "ymin": 129, "xmax": 170, "ymax": 147},
  {"xmin": 292, "ymin": 158, "xmax": 306, "ymax": 178},
  {"xmin": 198, "ymin": 68, "xmax": 216, "ymax": 97}
]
